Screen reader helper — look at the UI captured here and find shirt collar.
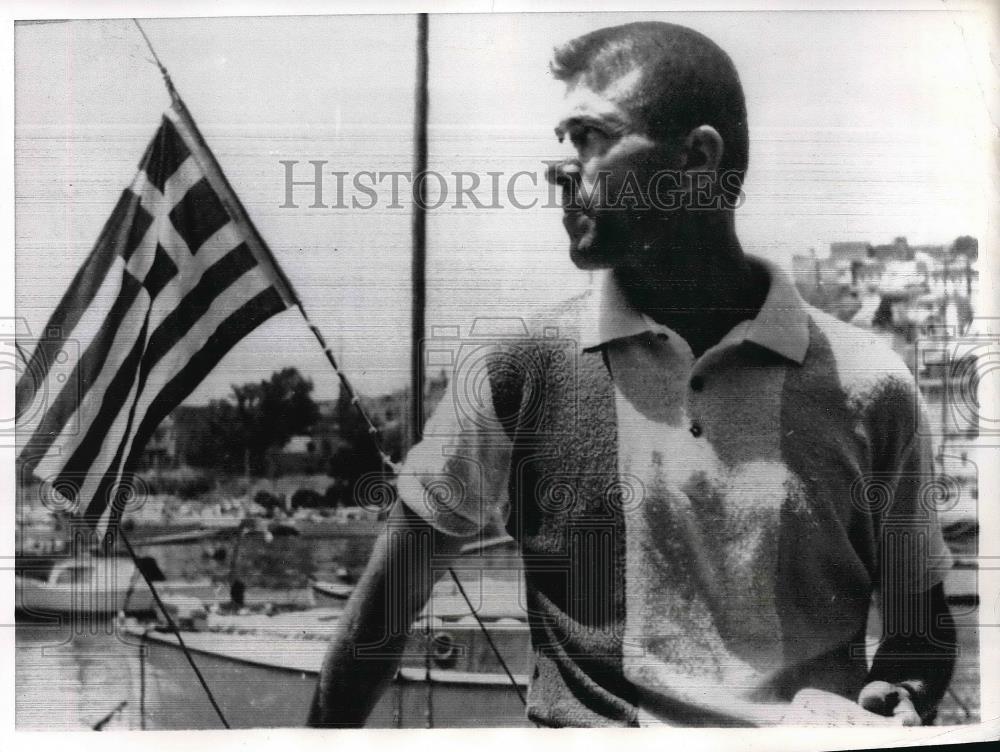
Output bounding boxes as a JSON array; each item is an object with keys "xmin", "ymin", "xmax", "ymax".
[{"xmin": 579, "ymin": 254, "xmax": 811, "ymax": 365}]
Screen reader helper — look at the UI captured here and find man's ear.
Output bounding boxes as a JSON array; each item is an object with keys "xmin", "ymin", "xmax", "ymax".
[{"xmin": 681, "ymin": 125, "xmax": 724, "ymax": 172}]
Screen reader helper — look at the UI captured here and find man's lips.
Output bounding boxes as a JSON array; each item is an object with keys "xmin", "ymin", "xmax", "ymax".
[{"xmin": 562, "ymin": 207, "xmax": 592, "ymax": 237}]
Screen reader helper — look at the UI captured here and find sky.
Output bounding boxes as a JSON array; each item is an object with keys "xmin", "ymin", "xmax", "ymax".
[{"xmin": 13, "ymin": 8, "xmax": 997, "ymax": 403}]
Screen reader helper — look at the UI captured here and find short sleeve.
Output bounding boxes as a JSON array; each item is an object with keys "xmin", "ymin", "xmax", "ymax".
[
  {"xmin": 876, "ymin": 393, "xmax": 954, "ymax": 597},
  {"xmin": 396, "ymin": 369, "xmax": 514, "ymax": 538}
]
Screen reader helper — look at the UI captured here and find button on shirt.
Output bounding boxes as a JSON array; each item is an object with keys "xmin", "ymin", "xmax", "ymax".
[
  {"xmin": 400, "ymin": 256, "xmax": 951, "ymax": 726},
  {"xmin": 582, "ymin": 265, "xmax": 816, "ymax": 722}
]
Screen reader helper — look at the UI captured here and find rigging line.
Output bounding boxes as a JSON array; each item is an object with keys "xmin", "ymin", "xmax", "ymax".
[
  {"xmin": 139, "ymin": 630, "xmax": 148, "ymax": 730},
  {"xmin": 446, "ymin": 567, "xmax": 527, "ymax": 706},
  {"xmin": 297, "ymin": 303, "xmax": 400, "ymax": 475},
  {"xmin": 119, "ymin": 528, "xmax": 232, "ymax": 728},
  {"xmin": 91, "ymin": 700, "xmax": 128, "ymax": 731}
]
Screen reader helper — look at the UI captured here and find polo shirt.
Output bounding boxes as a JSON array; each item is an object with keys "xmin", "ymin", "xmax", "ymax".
[{"xmin": 399, "ymin": 255, "xmax": 952, "ymax": 726}]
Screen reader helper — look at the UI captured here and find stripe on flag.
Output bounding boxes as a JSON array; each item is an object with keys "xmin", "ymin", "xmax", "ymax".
[{"xmin": 17, "ymin": 108, "xmax": 292, "ymax": 535}]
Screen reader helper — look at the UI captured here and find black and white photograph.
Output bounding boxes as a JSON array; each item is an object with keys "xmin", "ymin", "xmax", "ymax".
[{"xmin": 5, "ymin": 0, "xmax": 998, "ymax": 746}]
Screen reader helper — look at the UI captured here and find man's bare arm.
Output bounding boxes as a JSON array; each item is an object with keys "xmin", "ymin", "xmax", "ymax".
[{"xmin": 306, "ymin": 502, "xmax": 466, "ymax": 727}]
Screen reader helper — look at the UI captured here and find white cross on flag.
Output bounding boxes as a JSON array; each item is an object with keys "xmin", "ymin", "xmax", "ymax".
[{"xmin": 17, "ymin": 104, "xmax": 295, "ymax": 537}]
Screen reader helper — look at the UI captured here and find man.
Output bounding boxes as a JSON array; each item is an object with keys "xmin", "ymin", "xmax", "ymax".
[{"xmin": 308, "ymin": 21, "xmax": 956, "ymax": 728}]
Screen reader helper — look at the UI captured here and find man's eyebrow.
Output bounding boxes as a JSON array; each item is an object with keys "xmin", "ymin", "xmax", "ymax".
[{"xmin": 554, "ymin": 114, "xmax": 627, "ymax": 138}]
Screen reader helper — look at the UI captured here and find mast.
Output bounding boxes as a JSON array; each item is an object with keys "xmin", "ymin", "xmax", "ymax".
[{"xmin": 410, "ymin": 13, "xmax": 429, "ymax": 449}]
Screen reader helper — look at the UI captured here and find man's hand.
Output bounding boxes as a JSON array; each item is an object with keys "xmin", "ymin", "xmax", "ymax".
[
  {"xmin": 857, "ymin": 681, "xmax": 921, "ymax": 726},
  {"xmin": 863, "ymin": 582, "xmax": 957, "ymax": 727}
]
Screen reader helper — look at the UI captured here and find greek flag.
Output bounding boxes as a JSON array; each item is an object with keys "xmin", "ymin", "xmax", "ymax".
[{"xmin": 16, "ymin": 104, "xmax": 294, "ymax": 536}]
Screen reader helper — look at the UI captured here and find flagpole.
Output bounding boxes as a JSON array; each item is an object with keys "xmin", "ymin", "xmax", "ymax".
[
  {"xmin": 134, "ymin": 19, "xmax": 399, "ymax": 475},
  {"xmin": 134, "ymin": 22, "xmax": 298, "ymax": 309},
  {"xmin": 410, "ymin": 13, "xmax": 429, "ymax": 449},
  {"xmin": 403, "ymin": 14, "xmax": 527, "ymax": 711}
]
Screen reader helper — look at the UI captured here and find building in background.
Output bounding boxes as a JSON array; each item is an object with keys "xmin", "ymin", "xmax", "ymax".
[{"xmin": 793, "ymin": 235, "xmax": 980, "ymax": 448}]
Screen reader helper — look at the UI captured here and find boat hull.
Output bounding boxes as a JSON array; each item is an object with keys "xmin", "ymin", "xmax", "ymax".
[
  {"xmin": 309, "ymin": 579, "xmax": 354, "ymax": 604},
  {"xmin": 129, "ymin": 627, "xmax": 530, "ymax": 728},
  {"xmin": 15, "ymin": 575, "xmax": 221, "ymax": 617}
]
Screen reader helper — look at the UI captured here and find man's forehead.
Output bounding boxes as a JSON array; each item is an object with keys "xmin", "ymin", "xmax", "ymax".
[{"xmin": 558, "ymin": 68, "xmax": 642, "ymax": 123}]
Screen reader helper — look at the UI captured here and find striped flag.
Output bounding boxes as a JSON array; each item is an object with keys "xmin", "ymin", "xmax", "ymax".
[{"xmin": 17, "ymin": 103, "xmax": 295, "ymax": 536}]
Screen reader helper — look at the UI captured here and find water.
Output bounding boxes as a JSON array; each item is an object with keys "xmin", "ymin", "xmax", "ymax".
[
  {"xmin": 14, "ymin": 529, "xmax": 982, "ymax": 730},
  {"xmin": 16, "ymin": 619, "xmax": 144, "ymax": 731},
  {"xmin": 144, "ymin": 528, "xmax": 377, "ymax": 588},
  {"xmin": 15, "ymin": 610, "xmax": 982, "ymax": 730},
  {"xmin": 15, "ymin": 530, "xmax": 378, "ymax": 731}
]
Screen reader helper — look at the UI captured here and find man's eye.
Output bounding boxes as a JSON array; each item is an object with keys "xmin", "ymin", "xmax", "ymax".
[
  {"xmin": 569, "ymin": 126, "xmax": 612, "ymax": 155},
  {"xmin": 570, "ymin": 127, "xmax": 599, "ymax": 147}
]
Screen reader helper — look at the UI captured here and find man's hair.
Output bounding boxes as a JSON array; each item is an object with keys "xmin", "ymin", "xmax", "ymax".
[{"xmin": 551, "ymin": 22, "xmax": 749, "ymax": 192}]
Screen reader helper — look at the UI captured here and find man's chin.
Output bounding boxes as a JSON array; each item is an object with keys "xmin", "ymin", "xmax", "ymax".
[{"xmin": 568, "ymin": 232, "xmax": 615, "ymax": 271}]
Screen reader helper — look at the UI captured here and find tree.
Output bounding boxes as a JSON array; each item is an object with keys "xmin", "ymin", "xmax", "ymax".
[
  {"xmin": 325, "ymin": 371, "xmax": 449, "ymax": 505},
  {"xmin": 192, "ymin": 367, "xmax": 319, "ymax": 475},
  {"xmin": 196, "ymin": 398, "xmax": 240, "ymax": 472},
  {"xmin": 326, "ymin": 386, "xmax": 389, "ymax": 503},
  {"xmin": 952, "ymin": 236, "xmax": 978, "ymax": 261}
]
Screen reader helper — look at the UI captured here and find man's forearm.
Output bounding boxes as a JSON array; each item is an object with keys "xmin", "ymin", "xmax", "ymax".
[
  {"xmin": 866, "ymin": 582, "xmax": 957, "ymax": 719},
  {"xmin": 306, "ymin": 503, "xmax": 464, "ymax": 727}
]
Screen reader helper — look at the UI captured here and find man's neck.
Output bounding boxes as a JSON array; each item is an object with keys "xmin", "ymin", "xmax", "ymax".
[{"xmin": 612, "ymin": 221, "xmax": 768, "ymax": 357}]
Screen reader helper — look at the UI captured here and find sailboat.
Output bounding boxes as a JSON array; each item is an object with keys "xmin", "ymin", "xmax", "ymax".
[{"xmin": 119, "ymin": 534, "xmax": 531, "ymax": 728}]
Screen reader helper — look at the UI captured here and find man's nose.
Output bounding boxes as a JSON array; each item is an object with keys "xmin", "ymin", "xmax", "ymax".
[{"xmin": 545, "ymin": 159, "xmax": 581, "ymax": 186}]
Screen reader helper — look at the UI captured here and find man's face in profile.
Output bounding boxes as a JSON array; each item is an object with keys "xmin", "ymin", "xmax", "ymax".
[{"xmin": 548, "ymin": 70, "xmax": 683, "ymax": 272}]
